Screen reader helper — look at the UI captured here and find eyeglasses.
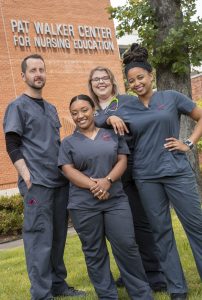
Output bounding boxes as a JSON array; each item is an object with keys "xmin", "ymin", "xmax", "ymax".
[{"xmin": 91, "ymin": 76, "xmax": 111, "ymax": 83}]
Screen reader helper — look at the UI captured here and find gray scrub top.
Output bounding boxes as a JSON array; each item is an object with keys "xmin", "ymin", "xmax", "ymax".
[
  {"xmin": 94, "ymin": 94, "xmax": 135, "ymax": 128},
  {"xmin": 94, "ymin": 94, "xmax": 137, "ymax": 168},
  {"xmin": 58, "ymin": 128, "xmax": 130, "ymax": 210},
  {"xmin": 116, "ymin": 90, "xmax": 196, "ymax": 179},
  {"xmin": 3, "ymin": 94, "xmax": 67, "ymax": 191}
]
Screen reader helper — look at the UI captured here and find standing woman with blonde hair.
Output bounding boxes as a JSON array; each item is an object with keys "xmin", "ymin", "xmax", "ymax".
[{"xmin": 88, "ymin": 66, "xmax": 167, "ymax": 292}]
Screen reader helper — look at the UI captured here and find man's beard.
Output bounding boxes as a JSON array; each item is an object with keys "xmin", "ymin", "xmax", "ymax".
[{"xmin": 27, "ymin": 79, "xmax": 46, "ymax": 90}]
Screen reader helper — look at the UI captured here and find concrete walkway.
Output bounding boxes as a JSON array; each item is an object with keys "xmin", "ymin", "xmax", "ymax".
[
  {"xmin": 0, "ymin": 238, "xmax": 23, "ymax": 250},
  {"xmin": 0, "ymin": 227, "xmax": 76, "ymax": 250}
]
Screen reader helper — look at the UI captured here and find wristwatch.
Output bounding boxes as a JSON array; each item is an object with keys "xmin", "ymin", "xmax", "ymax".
[
  {"xmin": 183, "ymin": 139, "xmax": 194, "ymax": 150},
  {"xmin": 107, "ymin": 177, "xmax": 113, "ymax": 184}
]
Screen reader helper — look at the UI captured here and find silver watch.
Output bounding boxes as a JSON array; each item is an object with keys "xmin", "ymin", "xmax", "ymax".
[{"xmin": 183, "ymin": 139, "xmax": 194, "ymax": 150}]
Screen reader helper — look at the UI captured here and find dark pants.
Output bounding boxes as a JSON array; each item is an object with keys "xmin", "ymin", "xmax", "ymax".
[
  {"xmin": 136, "ymin": 173, "xmax": 202, "ymax": 294},
  {"xmin": 122, "ymin": 167, "xmax": 166, "ymax": 287},
  {"xmin": 22, "ymin": 184, "xmax": 69, "ymax": 300},
  {"xmin": 70, "ymin": 201, "xmax": 153, "ymax": 300}
]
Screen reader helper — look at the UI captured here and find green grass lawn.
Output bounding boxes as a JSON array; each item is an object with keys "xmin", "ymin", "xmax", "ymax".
[{"xmin": 0, "ymin": 211, "xmax": 202, "ymax": 300}]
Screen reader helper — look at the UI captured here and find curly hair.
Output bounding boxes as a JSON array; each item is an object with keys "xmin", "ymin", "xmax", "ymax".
[{"xmin": 123, "ymin": 43, "xmax": 152, "ymax": 76}]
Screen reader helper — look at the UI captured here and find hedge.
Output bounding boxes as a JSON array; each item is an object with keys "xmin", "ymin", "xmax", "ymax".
[{"xmin": 0, "ymin": 194, "xmax": 23, "ymax": 235}]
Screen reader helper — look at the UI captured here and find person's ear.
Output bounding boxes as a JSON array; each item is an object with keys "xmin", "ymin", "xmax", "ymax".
[{"xmin": 21, "ymin": 72, "xmax": 26, "ymax": 82}]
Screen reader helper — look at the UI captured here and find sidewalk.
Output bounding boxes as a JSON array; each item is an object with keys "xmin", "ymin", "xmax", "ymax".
[
  {"xmin": 0, "ymin": 227, "xmax": 76, "ymax": 250},
  {"xmin": 0, "ymin": 238, "xmax": 23, "ymax": 250}
]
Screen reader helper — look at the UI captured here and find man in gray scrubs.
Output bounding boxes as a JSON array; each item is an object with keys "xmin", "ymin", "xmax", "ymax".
[{"xmin": 3, "ymin": 54, "xmax": 85, "ymax": 300}]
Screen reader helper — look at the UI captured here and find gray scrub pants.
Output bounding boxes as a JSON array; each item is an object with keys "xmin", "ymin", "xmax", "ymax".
[
  {"xmin": 70, "ymin": 201, "xmax": 153, "ymax": 300},
  {"xmin": 22, "ymin": 184, "xmax": 69, "ymax": 300},
  {"xmin": 136, "ymin": 173, "xmax": 202, "ymax": 294},
  {"xmin": 122, "ymin": 167, "xmax": 166, "ymax": 287}
]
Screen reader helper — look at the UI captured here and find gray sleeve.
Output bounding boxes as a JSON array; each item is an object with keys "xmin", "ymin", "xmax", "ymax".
[
  {"xmin": 58, "ymin": 139, "xmax": 73, "ymax": 167},
  {"xmin": 173, "ymin": 91, "xmax": 196, "ymax": 114},
  {"xmin": 3, "ymin": 102, "xmax": 24, "ymax": 136},
  {"xmin": 48, "ymin": 103, "xmax": 62, "ymax": 128},
  {"xmin": 94, "ymin": 95, "xmax": 136, "ymax": 128},
  {"xmin": 52, "ymin": 105, "xmax": 62, "ymax": 128},
  {"xmin": 94, "ymin": 111, "xmax": 111, "ymax": 128},
  {"xmin": 117, "ymin": 135, "xmax": 130, "ymax": 155}
]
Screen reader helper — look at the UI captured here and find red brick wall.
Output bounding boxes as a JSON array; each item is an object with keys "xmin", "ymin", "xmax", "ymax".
[
  {"xmin": 1, "ymin": 1, "xmax": 201, "ymax": 191},
  {"xmin": 191, "ymin": 74, "xmax": 202, "ymax": 101},
  {"xmin": 0, "ymin": 0, "xmax": 125, "ymax": 190}
]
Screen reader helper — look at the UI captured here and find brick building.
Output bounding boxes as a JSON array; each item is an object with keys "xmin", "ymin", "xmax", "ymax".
[
  {"xmin": 1, "ymin": 1, "xmax": 201, "ymax": 193},
  {"xmin": 191, "ymin": 73, "xmax": 202, "ymax": 102},
  {"xmin": 0, "ymin": 0, "xmax": 125, "ymax": 192}
]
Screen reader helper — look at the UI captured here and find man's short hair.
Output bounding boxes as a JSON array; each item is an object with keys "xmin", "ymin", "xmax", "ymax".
[{"xmin": 21, "ymin": 54, "xmax": 45, "ymax": 73}]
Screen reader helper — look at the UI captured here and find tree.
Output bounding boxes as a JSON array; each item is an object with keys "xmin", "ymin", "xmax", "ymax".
[{"xmin": 109, "ymin": 0, "xmax": 202, "ymax": 196}]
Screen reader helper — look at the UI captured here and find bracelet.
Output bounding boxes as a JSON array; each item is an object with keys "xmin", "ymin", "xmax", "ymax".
[{"xmin": 106, "ymin": 177, "xmax": 113, "ymax": 184}]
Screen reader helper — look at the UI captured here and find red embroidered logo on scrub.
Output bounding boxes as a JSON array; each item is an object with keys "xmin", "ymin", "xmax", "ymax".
[
  {"xmin": 102, "ymin": 134, "xmax": 111, "ymax": 141},
  {"xmin": 28, "ymin": 198, "xmax": 37, "ymax": 205},
  {"xmin": 157, "ymin": 104, "xmax": 165, "ymax": 110}
]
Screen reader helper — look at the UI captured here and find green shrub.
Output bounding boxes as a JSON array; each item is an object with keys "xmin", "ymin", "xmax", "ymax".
[
  {"xmin": 198, "ymin": 140, "xmax": 202, "ymax": 152},
  {"xmin": 196, "ymin": 99, "xmax": 202, "ymax": 108},
  {"xmin": 0, "ymin": 194, "xmax": 23, "ymax": 235},
  {"xmin": 0, "ymin": 210, "xmax": 23, "ymax": 235}
]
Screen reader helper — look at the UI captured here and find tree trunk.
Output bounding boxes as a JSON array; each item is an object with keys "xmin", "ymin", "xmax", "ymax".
[{"xmin": 148, "ymin": 0, "xmax": 202, "ymax": 198}]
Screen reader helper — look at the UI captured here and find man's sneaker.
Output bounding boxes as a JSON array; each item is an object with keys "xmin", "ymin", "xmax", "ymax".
[{"xmin": 52, "ymin": 286, "xmax": 86, "ymax": 297}]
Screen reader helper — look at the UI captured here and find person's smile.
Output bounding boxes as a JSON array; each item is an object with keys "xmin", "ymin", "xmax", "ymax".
[
  {"xmin": 134, "ymin": 84, "xmax": 144, "ymax": 93},
  {"xmin": 77, "ymin": 118, "xmax": 88, "ymax": 126},
  {"xmin": 97, "ymin": 84, "xmax": 108, "ymax": 90}
]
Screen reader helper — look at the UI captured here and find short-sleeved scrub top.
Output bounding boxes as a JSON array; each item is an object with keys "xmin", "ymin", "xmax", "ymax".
[
  {"xmin": 58, "ymin": 128, "xmax": 130, "ymax": 210},
  {"xmin": 94, "ymin": 94, "xmax": 137, "ymax": 170},
  {"xmin": 3, "ymin": 94, "xmax": 67, "ymax": 192},
  {"xmin": 115, "ymin": 90, "xmax": 196, "ymax": 179}
]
